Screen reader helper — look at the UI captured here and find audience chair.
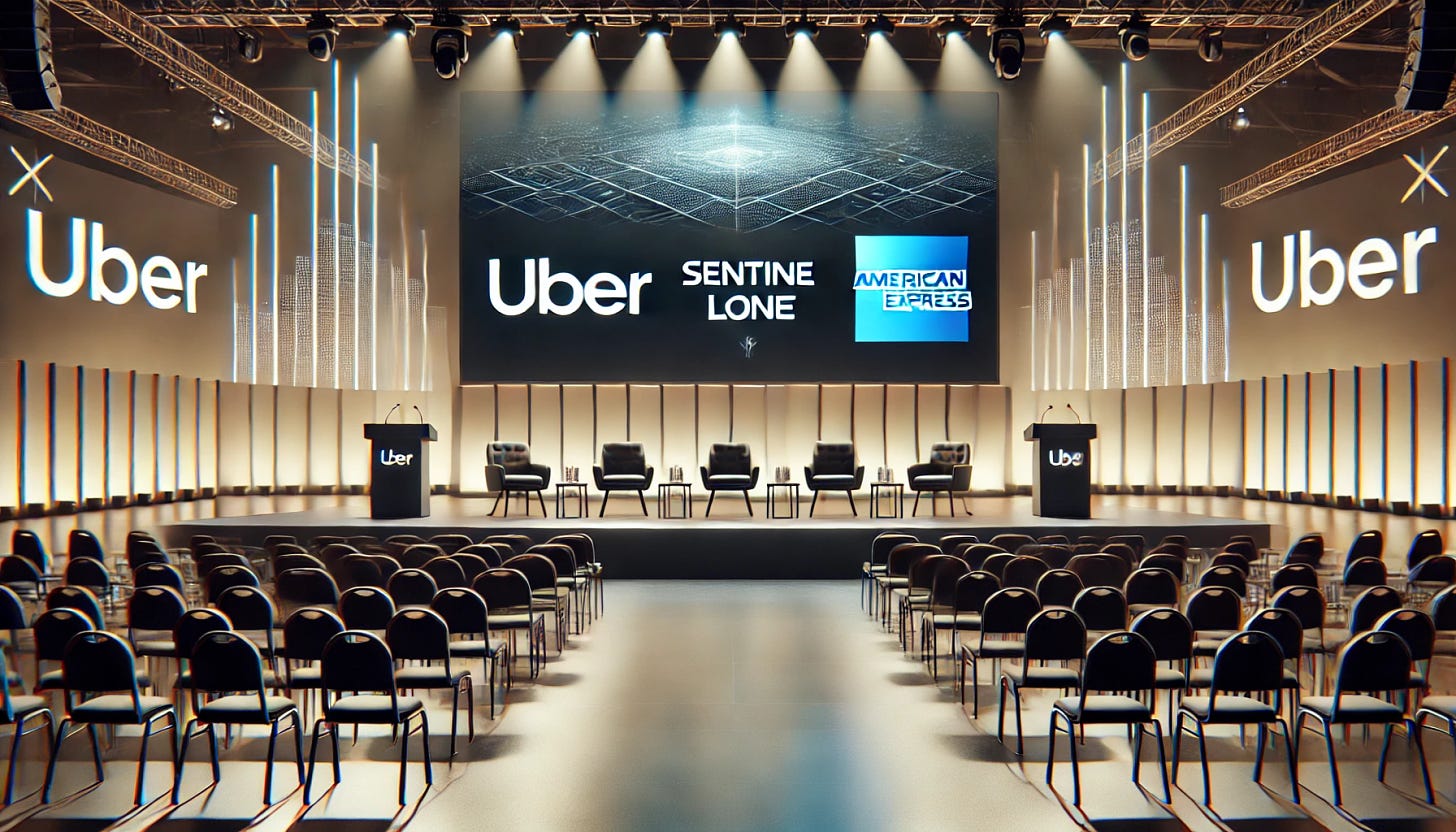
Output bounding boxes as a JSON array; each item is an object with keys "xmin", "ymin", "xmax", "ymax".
[
  {"xmin": 998, "ymin": 608, "xmax": 1085, "ymax": 754},
  {"xmin": 960, "ymin": 587, "xmax": 1040, "ymax": 717},
  {"xmin": 431, "ymin": 588, "xmax": 509, "ymax": 717},
  {"xmin": 0, "ymin": 647, "xmax": 53, "ymax": 805},
  {"xmin": 388, "ymin": 609, "xmax": 474, "ymax": 757}
]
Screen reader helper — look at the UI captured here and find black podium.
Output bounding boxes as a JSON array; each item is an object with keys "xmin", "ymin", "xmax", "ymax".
[
  {"xmin": 364, "ymin": 423, "xmax": 437, "ymax": 519},
  {"xmin": 1023, "ymin": 423, "xmax": 1098, "ymax": 519}
]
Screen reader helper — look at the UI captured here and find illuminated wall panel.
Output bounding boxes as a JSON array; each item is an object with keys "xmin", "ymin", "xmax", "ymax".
[
  {"xmin": 248, "ymin": 384, "xmax": 275, "ymax": 489},
  {"xmin": 730, "ymin": 386, "xmax": 766, "ymax": 494},
  {"xmin": 974, "ymin": 386, "xmax": 1009, "ymax": 491},
  {"xmin": 595, "ymin": 384, "xmax": 628, "ymax": 454},
  {"xmin": 1386, "ymin": 364, "xmax": 1414, "ymax": 506},
  {"xmin": 304, "ymin": 387, "xmax": 339, "ymax": 489},
  {"xmin": 1209, "ymin": 382, "xmax": 1242, "ymax": 488},
  {"xmin": 694, "ymin": 385, "xmax": 730, "ymax": 471},
  {"xmin": 1416, "ymin": 361, "xmax": 1446, "ymax": 506},
  {"xmin": 18, "ymin": 364, "xmax": 47, "ymax": 507},
  {"xmin": 197, "ymin": 381, "xmax": 218, "ymax": 492},
  {"xmin": 0, "ymin": 363, "xmax": 19, "ymax": 510},
  {"xmin": 176, "ymin": 377, "xmax": 198, "ymax": 494},
  {"xmin": 132, "ymin": 374, "xmax": 157, "ymax": 499},
  {"xmin": 915, "ymin": 384, "xmax": 949, "ymax": 455},
  {"xmin": 339, "ymin": 390, "xmax": 376, "ymax": 487},
  {"xmin": 214, "ymin": 383, "xmax": 250, "ymax": 489},
  {"xmin": 79, "ymin": 368, "xmax": 107, "ymax": 502},
  {"xmin": 661, "ymin": 386, "xmax": 697, "ymax": 481},
  {"xmin": 1154, "ymin": 386, "xmax": 1183, "ymax": 489},
  {"xmin": 783, "ymin": 385, "xmax": 820, "ymax": 475},
  {"xmin": 1182, "ymin": 385, "xmax": 1211, "ymax": 488},
  {"xmin": 1262, "ymin": 378, "xmax": 1285, "ymax": 494},
  {"xmin": 1308, "ymin": 372, "xmax": 1332, "ymax": 497},
  {"xmin": 884, "ymin": 385, "xmax": 918, "ymax": 478},
  {"xmin": 529, "ymin": 385, "xmax": 563, "ymax": 482},
  {"xmin": 946, "ymin": 386, "xmax": 979, "ymax": 488},
  {"xmin": 628, "ymin": 385, "xmax": 662, "ymax": 471},
  {"xmin": 153, "ymin": 375, "xmax": 177, "ymax": 496},
  {"xmin": 853, "ymin": 385, "xmax": 887, "ymax": 478},
  {"xmin": 1358, "ymin": 368, "xmax": 1385, "ymax": 502},
  {"xmin": 1285, "ymin": 375, "xmax": 1308, "ymax": 496},
  {"xmin": 495, "ymin": 385, "xmax": 530, "ymax": 445},
  {"xmin": 50, "ymin": 366, "xmax": 79, "ymax": 505},
  {"xmin": 1332, "ymin": 370, "xmax": 1357, "ymax": 499},
  {"xmin": 561, "ymin": 385, "xmax": 595, "ymax": 475},
  {"xmin": 819, "ymin": 386, "xmax": 854, "ymax": 452},
  {"xmin": 1242, "ymin": 381, "xmax": 1264, "ymax": 493},
  {"xmin": 1087, "ymin": 389, "xmax": 1122, "ymax": 488},
  {"xmin": 458, "ymin": 386, "xmax": 493, "ymax": 493},
  {"xmin": 274, "ymin": 386, "xmax": 310, "ymax": 488}
]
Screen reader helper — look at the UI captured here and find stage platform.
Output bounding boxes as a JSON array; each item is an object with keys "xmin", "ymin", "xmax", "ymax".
[{"xmin": 164, "ymin": 495, "xmax": 1272, "ymax": 579}]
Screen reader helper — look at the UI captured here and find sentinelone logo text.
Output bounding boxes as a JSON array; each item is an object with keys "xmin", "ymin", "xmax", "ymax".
[{"xmin": 853, "ymin": 236, "xmax": 971, "ymax": 343}]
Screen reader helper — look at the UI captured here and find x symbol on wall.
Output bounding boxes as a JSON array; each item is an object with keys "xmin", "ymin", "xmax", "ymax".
[
  {"xmin": 1402, "ymin": 145, "xmax": 1449, "ymax": 204},
  {"xmin": 7, "ymin": 145, "xmax": 54, "ymax": 202}
]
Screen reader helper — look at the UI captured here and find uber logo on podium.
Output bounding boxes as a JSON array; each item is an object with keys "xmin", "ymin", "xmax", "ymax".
[
  {"xmin": 1048, "ymin": 449, "xmax": 1084, "ymax": 468},
  {"xmin": 380, "ymin": 449, "xmax": 415, "ymax": 466}
]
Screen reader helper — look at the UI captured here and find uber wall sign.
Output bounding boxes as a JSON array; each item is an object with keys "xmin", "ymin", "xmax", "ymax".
[
  {"xmin": 24, "ymin": 209, "xmax": 208, "ymax": 313},
  {"xmin": 1250, "ymin": 226, "xmax": 1437, "ymax": 314}
]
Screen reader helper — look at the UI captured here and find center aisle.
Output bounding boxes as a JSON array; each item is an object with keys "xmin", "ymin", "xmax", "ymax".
[{"xmin": 413, "ymin": 580, "xmax": 1079, "ymax": 832}]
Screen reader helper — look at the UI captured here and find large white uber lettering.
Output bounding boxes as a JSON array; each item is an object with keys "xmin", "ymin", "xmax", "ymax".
[
  {"xmin": 1251, "ymin": 227, "xmax": 1437, "ymax": 313},
  {"xmin": 487, "ymin": 257, "xmax": 651, "ymax": 317},
  {"xmin": 25, "ymin": 209, "xmax": 207, "ymax": 313}
]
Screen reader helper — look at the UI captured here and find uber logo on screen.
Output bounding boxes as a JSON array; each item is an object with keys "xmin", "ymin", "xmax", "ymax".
[
  {"xmin": 379, "ymin": 449, "xmax": 415, "ymax": 466},
  {"xmin": 486, "ymin": 257, "xmax": 651, "ymax": 317},
  {"xmin": 1250, "ymin": 227, "xmax": 1437, "ymax": 314},
  {"xmin": 852, "ymin": 236, "xmax": 971, "ymax": 343}
]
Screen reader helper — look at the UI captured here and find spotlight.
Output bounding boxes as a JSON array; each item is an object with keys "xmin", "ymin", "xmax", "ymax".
[
  {"xmin": 1231, "ymin": 105, "xmax": 1250, "ymax": 130},
  {"xmin": 565, "ymin": 13, "xmax": 598, "ymax": 40},
  {"xmin": 384, "ymin": 12, "xmax": 416, "ymax": 40},
  {"xmin": 1118, "ymin": 13, "xmax": 1151, "ymax": 61},
  {"xmin": 430, "ymin": 13, "xmax": 470, "ymax": 79},
  {"xmin": 490, "ymin": 17, "xmax": 521, "ymax": 39},
  {"xmin": 1197, "ymin": 26, "xmax": 1224, "ymax": 62},
  {"xmin": 936, "ymin": 15, "xmax": 971, "ymax": 43},
  {"xmin": 640, "ymin": 13, "xmax": 672, "ymax": 40},
  {"xmin": 714, "ymin": 14, "xmax": 746, "ymax": 39},
  {"xmin": 235, "ymin": 27, "xmax": 263, "ymax": 63},
  {"xmin": 162, "ymin": 73, "xmax": 186, "ymax": 92},
  {"xmin": 862, "ymin": 13, "xmax": 895, "ymax": 39},
  {"xmin": 210, "ymin": 105, "xmax": 234, "ymax": 132},
  {"xmin": 306, "ymin": 11, "xmax": 339, "ymax": 62},
  {"xmin": 785, "ymin": 15, "xmax": 818, "ymax": 40},
  {"xmin": 989, "ymin": 13, "xmax": 1025, "ymax": 80},
  {"xmin": 1038, "ymin": 14, "xmax": 1070, "ymax": 42}
]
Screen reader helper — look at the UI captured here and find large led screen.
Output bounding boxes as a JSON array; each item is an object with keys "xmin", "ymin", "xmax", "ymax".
[{"xmin": 459, "ymin": 91, "xmax": 999, "ymax": 383}]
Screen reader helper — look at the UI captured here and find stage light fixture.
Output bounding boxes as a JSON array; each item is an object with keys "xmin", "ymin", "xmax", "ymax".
[
  {"xmin": 210, "ymin": 105, "xmax": 234, "ymax": 132},
  {"xmin": 565, "ymin": 13, "xmax": 598, "ymax": 40},
  {"xmin": 1197, "ymin": 26, "xmax": 1224, "ymax": 62},
  {"xmin": 936, "ymin": 15, "xmax": 971, "ymax": 43},
  {"xmin": 490, "ymin": 17, "xmax": 521, "ymax": 39},
  {"xmin": 714, "ymin": 14, "xmax": 746, "ymax": 39},
  {"xmin": 1118, "ymin": 13, "xmax": 1151, "ymax": 61},
  {"xmin": 1231, "ymin": 105, "xmax": 1250, "ymax": 130},
  {"xmin": 862, "ymin": 13, "xmax": 895, "ymax": 40},
  {"xmin": 1038, "ymin": 14, "xmax": 1070, "ymax": 42},
  {"xmin": 306, "ymin": 12, "xmax": 339, "ymax": 62},
  {"xmin": 640, "ymin": 14, "xmax": 673, "ymax": 40},
  {"xmin": 785, "ymin": 16, "xmax": 818, "ymax": 40},
  {"xmin": 989, "ymin": 13, "xmax": 1025, "ymax": 80},
  {"xmin": 235, "ymin": 28, "xmax": 264, "ymax": 63},
  {"xmin": 384, "ymin": 12, "xmax": 416, "ymax": 40},
  {"xmin": 430, "ymin": 13, "xmax": 470, "ymax": 79}
]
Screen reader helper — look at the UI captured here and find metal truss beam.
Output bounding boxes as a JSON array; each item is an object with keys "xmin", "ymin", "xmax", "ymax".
[
  {"xmin": 137, "ymin": 2, "xmax": 1320, "ymax": 30},
  {"xmin": 0, "ymin": 84, "xmax": 237, "ymax": 207},
  {"xmin": 1220, "ymin": 99, "xmax": 1456, "ymax": 208},
  {"xmin": 1093, "ymin": 0, "xmax": 1395, "ymax": 184},
  {"xmin": 55, "ymin": 0, "xmax": 376, "ymax": 186}
]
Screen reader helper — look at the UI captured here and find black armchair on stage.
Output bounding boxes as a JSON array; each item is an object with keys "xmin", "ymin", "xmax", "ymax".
[
  {"xmin": 805, "ymin": 441, "xmax": 864, "ymax": 517},
  {"xmin": 700, "ymin": 443, "xmax": 760, "ymax": 517},
  {"xmin": 485, "ymin": 442, "xmax": 551, "ymax": 517},
  {"xmin": 593, "ymin": 443, "xmax": 655, "ymax": 516},
  {"xmin": 907, "ymin": 442, "xmax": 973, "ymax": 517}
]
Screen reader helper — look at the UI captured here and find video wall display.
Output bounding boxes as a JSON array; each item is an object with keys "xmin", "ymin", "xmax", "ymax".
[{"xmin": 459, "ymin": 91, "xmax": 1000, "ymax": 384}]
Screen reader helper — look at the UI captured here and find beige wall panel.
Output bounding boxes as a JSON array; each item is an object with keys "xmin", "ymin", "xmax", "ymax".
[
  {"xmin": 131, "ymin": 374, "xmax": 157, "ymax": 498},
  {"xmin": 50, "ymin": 366, "xmax": 79, "ymax": 504},
  {"xmin": 884, "ymin": 385, "xmax": 918, "ymax": 478},
  {"xmin": 1285, "ymin": 375, "xmax": 1309, "ymax": 495},
  {"xmin": 458, "ymin": 386, "xmax": 494, "ymax": 492},
  {"xmin": 495, "ymin": 385, "xmax": 530, "ymax": 445},
  {"xmin": 628, "ymin": 385, "xmax": 662, "ymax": 470},
  {"xmin": 340, "ymin": 390, "xmax": 378, "ymax": 487},
  {"xmin": 1386, "ymin": 364, "xmax": 1416, "ymax": 506},
  {"xmin": 153, "ymin": 375, "xmax": 177, "ymax": 495},
  {"xmin": 1087, "ymin": 389, "xmax": 1122, "ymax": 488},
  {"xmin": 820, "ymin": 385, "xmax": 853, "ymax": 445},
  {"xmin": 595, "ymin": 384, "xmax": 629, "ymax": 452},
  {"xmin": 1358, "ymin": 367, "xmax": 1385, "ymax": 501},
  {"xmin": 1153, "ymin": 386, "xmax": 1184, "ymax": 489},
  {"xmin": 80, "ymin": 368, "xmax": 107, "ymax": 502},
  {"xmin": 1210, "ymin": 382, "xmax": 1243, "ymax": 488},
  {"xmin": 248, "ymin": 384, "xmax": 275, "ymax": 489},
  {"xmin": 1183, "ymin": 384, "xmax": 1213, "ymax": 488},
  {"xmin": 529, "ymin": 385, "xmax": 564, "ymax": 477},
  {"xmin": 197, "ymin": 381, "xmax": 218, "ymax": 492},
  {"xmin": 695, "ymin": 385, "xmax": 730, "ymax": 467},
  {"xmin": 305, "ymin": 388, "xmax": 339, "ymax": 489},
  {"xmin": 1416, "ymin": 361, "xmax": 1446, "ymax": 506},
  {"xmin": 1308, "ymin": 373, "xmax": 1332, "ymax": 498},
  {"xmin": 974, "ymin": 386, "xmax": 1010, "ymax": 490},
  {"xmin": 853, "ymin": 385, "xmax": 886, "ymax": 482},
  {"xmin": 273, "ymin": 386, "xmax": 310, "ymax": 488},
  {"xmin": 661, "ymin": 386, "xmax": 698, "ymax": 476},
  {"xmin": 561, "ymin": 385, "xmax": 594, "ymax": 475},
  {"xmin": 1333, "ymin": 370, "xmax": 1357, "ymax": 499},
  {"xmin": 176, "ymin": 377, "xmax": 199, "ymax": 493},
  {"xmin": 783, "ymin": 386, "xmax": 820, "ymax": 475}
]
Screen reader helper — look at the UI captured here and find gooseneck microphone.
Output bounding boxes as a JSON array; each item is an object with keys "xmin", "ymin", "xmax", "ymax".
[
  {"xmin": 413, "ymin": 405, "xmax": 425, "ymax": 424},
  {"xmin": 1065, "ymin": 403, "xmax": 1083, "ymax": 424},
  {"xmin": 383, "ymin": 403, "xmax": 402, "ymax": 424},
  {"xmin": 1039, "ymin": 404, "xmax": 1054, "ymax": 423}
]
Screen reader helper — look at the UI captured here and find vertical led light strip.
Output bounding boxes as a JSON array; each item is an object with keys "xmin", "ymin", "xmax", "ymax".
[
  {"xmin": 270, "ymin": 165, "xmax": 279, "ymax": 386},
  {"xmin": 370, "ymin": 142, "xmax": 379, "ymax": 392},
  {"xmin": 1222, "ymin": 261, "xmax": 1231, "ymax": 382},
  {"xmin": 1119, "ymin": 63, "xmax": 1128, "ymax": 390},
  {"xmin": 1030, "ymin": 230, "xmax": 1038, "ymax": 392},
  {"xmin": 332, "ymin": 61, "xmax": 342, "ymax": 390},
  {"xmin": 1200, "ymin": 212, "xmax": 1210, "ymax": 384},
  {"xmin": 420, "ymin": 229, "xmax": 430, "ymax": 391},
  {"xmin": 1179, "ymin": 165, "xmax": 1188, "ymax": 387},
  {"xmin": 352, "ymin": 73, "xmax": 361, "ymax": 391},
  {"xmin": 1100, "ymin": 85, "xmax": 1109, "ymax": 390},
  {"xmin": 1082, "ymin": 143, "xmax": 1090, "ymax": 392},
  {"xmin": 1140, "ymin": 91, "xmax": 1150, "ymax": 389},
  {"xmin": 310, "ymin": 91, "xmax": 319, "ymax": 389},
  {"xmin": 230, "ymin": 260, "xmax": 238, "ymax": 383},
  {"xmin": 401, "ymin": 211, "xmax": 410, "ymax": 393},
  {"xmin": 249, "ymin": 213, "xmax": 258, "ymax": 385}
]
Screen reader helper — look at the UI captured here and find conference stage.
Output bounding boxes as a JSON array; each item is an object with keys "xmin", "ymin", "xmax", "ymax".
[{"xmin": 164, "ymin": 495, "xmax": 1270, "ymax": 579}]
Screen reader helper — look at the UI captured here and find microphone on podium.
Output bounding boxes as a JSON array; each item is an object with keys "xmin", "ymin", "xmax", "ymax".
[
  {"xmin": 383, "ymin": 403, "xmax": 402, "ymax": 424},
  {"xmin": 1038, "ymin": 404, "xmax": 1054, "ymax": 423},
  {"xmin": 1065, "ymin": 403, "xmax": 1083, "ymax": 424},
  {"xmin": 413, "ymin": 405, "xmax": 426, "ymax": 424}
]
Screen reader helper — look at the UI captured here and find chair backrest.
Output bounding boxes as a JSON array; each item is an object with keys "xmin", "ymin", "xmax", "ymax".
[
  {"xmin": 190, "ymin": 631, "xmax": 271, "ymax": 715},
  {"xmin": 264, "ymin": 534, "xmax": 300, "ymax": 552},
  {"xmin": 127, "ymin": 539, "xmax": 171, "ymax": 570},
  {"xmin": 388, "ymin": 568, "xmax": 439, "ymax": 607},
  {"xmin": 216, "ymin": 585, "xmax": 276, "ymax": 633},
  {"xmin": 937, "ymin": 534, "xmax": 978, "ymax": 553},
  {"xmin": 488, "ymin": 441, "xmax": 533, "ymax": 472},
  {"xmin": 61, "ymin": 630, "xmax": 145, "ymax": 712},
  {"xmin": 386, "ymin": 608, "xmax": 453, "ymax": 668},
  {"xmin": 926, "ymin": 441, "xmax": 969, "ymax": 466},
  {"xmin": 1222, "ymin": 540, "xmax": 1258, "ymax": 561},
  {"xmin": 457, "ymin": 544, "xmax": 505, "ymax": 569},
  {"xmin": 321, "ymin": 631, "xmax": 401, "ymax": 708},
  {"xmin": 1099, "ymin": 543, "xmax": 1138, "ymax": 569},
  {"xmin": 1345, "ymin": 530, "xmax": 1384, "ymax": 565},
  {"xmin": 12, "ymin": 529, "xmax": 50, "ymax": 573},
  {"xmin": 1130, "ymin": 607, "xmax": 1194, "ymax": 662},
  {"xmin": 1124, "ymin": 568, "xmax": 1179, "ymax": 608},
  {"xmin": 1431, "ymin": 585, "xmax": 1456, "ymax": 631},
  {"xmin": 401, "ymin": 544, "xmax": 446, "ymax": 569},
  {"xmin": 173, "ymin": 608, "xmax": 232, "ymax": 663},
  {"xmin": 953, "ymin": 571, "xmax": 999, "ymax": 615},
  {"xmin": 927, "ymin": 557, "xmax": 972, "ymax": 608},
  {"xmin": 600, "ymin": 442, "xmax": 647, "ymax": 475},
  {"xmin": 708, "ymin": 443, "xmax": 753, "ymax": 475},
  {"xmin": 1066, "ymin": 553, "xmax": 1131, "ymax": 589},
  {"xmin": 1343, "ymin": 557, "xmax": 1388, "ymax": 588},
  {"xmin": 317, "ymin": 543, "xmax": 360, "ymax": 567},
  {"xmin": 482, "ymin": 534, "xmax": 533, "ymax": 554},
  {"xmin": 311, "ymin": 535, "xmax": 349, "ymax": 550},
  {"xmin": 1408, "ymin": 529, "xmax": 1445, "ymax": 570},
  {"xmin": 1185, "ymin": 585, "xmax": 1243, "ymax": 631},
  {"xmin": 47, "ymin": 585, "xmax": 104, "ymax": 628},
  {"xmin": 1243, "ymin": 607, "xmax": 1303, "ymax": 666},
  {"xmin": 1137, "ymin": 553, "xmax": 1185, "ymax": 581},
  {"xmin": 1023, "ymin": 608, "xmax": 1086, "ymax": 663},
  {"xmin": 1080, "ymin": 631, "xmax": 1156, "ymax": 695},
  {"xmin": 1270, "ymin": 563, "xmax": 1319, "ymax": 593},
  {"xmin": 1332, "ymin": 631, "xmax": 1414, "ymax": 708},
  {"xmin": 1375, "ymin": 607, "xmax": 1435, "ymax": 663},
  {"xmin": 67, "ymin": 529, "xmax": 105, "ymax": 562},
  {"xmin": 193, "ymin": 542, "xmax": 232, "ymax": 557},
  {"xmin": 809, "ymin": 442, "xmax": 857, "ymax": 475},
  {"xmin": 473, "ymin": 568, "xmax": 534, "ymax": 611},
  {"xmin": 277, "ymin": 568, "xmax": 341, "ymax": 610},
  {"xmin": 132, "ymin": 562, "xmax": 185, "ymax": 593},
  {"xmin": 979, "ymin": 553, "xmax": 1014, "ymax": 581},
  {"xmin": 1283, "ymin": 533, "xmax": 1325, "ymax": 566},
  {"xmin": 64, "ymin": 557, "xmax": 110, "ymax": 593},
  {"xmin": 430, "ymin": 587, "xmax": 489, "ymax": 636},
  {"xmin": 1104, "ymin": 534, "xmax": 1146, "ymax": 558},
  {"xmin": 979, "ymin": 588, "xmax": 1041, "ymax": 640},
  {"xmin": 423, "ymin": 556, "xmax": 469, "ymax": 589},
  {"xmin": 275, "ymin": 553, "xmax": 326, "ymax": 573},
  {"xmin": 529, "ymin": 543, "xmax": 578, "ymax": 581},
  {"xmin": 908, "ymin": 554, "xmax": 949, "ymax": 593},
  {"xmin": 34, "ymin": 607, "xmax": 95, "ymax": 662},
  {"xmin": 0, "ymin": 585, "xmax": 25, "ymax": 630},
  {"xmin": 1149, "ymin": 541, "xmax": 1188, "ymax": 559},
  {"xmin": 125, "ymin": 585, "xmax": 184, "ymax": 635},
  {"xmin": 958, "ymin": 543, "xmax": 1005, "ymax": 571},
  {"xmin": 1197, "ymin": 565, "xmax": 1247, "ymax": 596},
  {"xmin": 339, "ymin": 587, "xmax": 397, "ymax": 630},
  {"xmin": 204, "ymin": 564, "xmax": 260, "ymax": 603},
  {"xmin": 1349, "ymin": 585, "xmax": 1402, "ymax": 634},
  {"xmin": 1208, "ymin": 552, "xmax": 1250, "ymax": 572},
  {"xmin": 1035, "ymin": 569, "xmax": 1083, "ymax": 608},
  {"xmin": 1208, "ymin": 631, "xmax": 1286, "ymax": 710},
  {"xmin": 988, "ymin": 534, "xmax": 1036, "ymax": 552},
  {"xmin": 0, "ymin": 554, "xmax": 41, "ymax": 588},
  {"xmin": 886, "ymin": 542, "xmax": 939, "ymax": 578},
  {"xmin": 1409, "ymin": 555, "xmax": 1456, "ymax": 586},
  {"xmin": 429, "ymin": 534, "xmax": 475, "ymax": 555},
  {"xmin": 282, "ymin": 607, "xmax": 345, "ymax": 663},
  {"xmin": 1272, "ymin": 584, "xmax": 1327, "ymax": 631},
  {"xmin": 335, "ymin": 553, "xmax": 385, "ymax": 590},
  {"xmin": 548, "ymin": 534, "xmax": 595, "ymax": 569},
  {"xmin": 1027, "ymin": 545, "xmax": 1073, "ymax": 570},
  {"xmin": 1073, "ymin": 586, "xmax": 1128, "ymax": 631},
  {"xmin": 1001, "ymin": 555, "xmax": 1049, "ymax": 591}
]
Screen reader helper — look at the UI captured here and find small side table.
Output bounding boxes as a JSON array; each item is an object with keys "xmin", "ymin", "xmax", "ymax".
[
  {"xmin": 870, "ymin": 482, "xmax": 904, "ymax": 519},
  {"xmin": 767, "ymin": 482, "xmax": 800, "ymax": 519},
  {"xmin": 658, "ymin": 483, "xmax": 692, "ymax": 519},
  {"xmin": 555, "ymin": 483, "xmax": 588, "ymax": 519}
]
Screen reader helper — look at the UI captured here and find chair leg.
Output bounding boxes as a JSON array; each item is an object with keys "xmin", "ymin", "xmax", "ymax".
[
  {"xmin": 637, "ymin": 490, "xmax": 648, "ymax": 516},
  {"xmin": 809, "ymin": 492, "xmax": 819, "ymax": 517},
  {"xmin": 846, "ymin": 491, "xmax": 858, "ymax": 517},
  {"xmin": 488, "ymin": 493, "xmax": 502, "ymax": 517},
  {"xmin": 41, "ymin": 718, "xmax": 69, "ymax": 803},
  {"xmin": 536, "ymin": 492, "xmax": 547, "ymax": 517},
  {"xmin": 1409, "ymin": 717, "xmax": 1435, "ymax": 804},
  {"xmin": 1151, "ymin": 719, "xmax": 1172, "ymax": 803},
  {"xmin": 1279, "ymin": 717, "xmax": 1300, "ymax": 804},
  {"xmin": 398, "ymin": 716, "xmax": 409, "ymax": 805},
  {"xmin": 501, "ymin": 491, "xmax": 510, "ymax": 518},
  {"xmin": 949, "ymin": 491, "xmax": 956, "ymax": 517},
  {"xmin": 598, "ymin": 492, "xmax": 610, "ymax": 517},
  {"xmin": 292, "ymin": 711, "xmax": 306, "ymax": 789},
  {"xmin": 911, "ymin": 493, "xmax": 921, "ymax": 517},
  {"xmin": 1318, "ymin": 718, "xmax": 1342, "ymax": 805},
  {"xmin": 705, "ymin": 492, "xmax": 716, "ymax": 517},
  {"xmin": 1197, "ymin": 721, "xmax": 1212, "ymax": 805},
  {"xmin": 465, "ymin": 676, "xmax": 476, "ymax": 742},
  {"xmin": 743, "ymin": 491, "xmax": 753, "ymax": 517},
  {"xmin": 448, "ymin": 683, "xmax": 459, "ymax": 758},
  {"xmin": 303, "ymin": 720, "xmax": 325, "ymax": 804}
]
